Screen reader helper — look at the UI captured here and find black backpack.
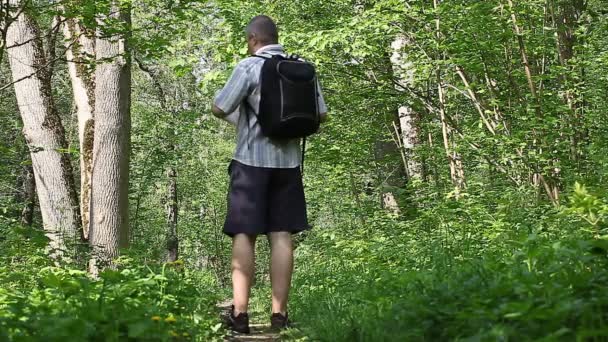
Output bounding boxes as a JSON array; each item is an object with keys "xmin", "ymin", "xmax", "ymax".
[{"xmin": 251, "ymin": 54, "xmax": 321, "ymax": 139}]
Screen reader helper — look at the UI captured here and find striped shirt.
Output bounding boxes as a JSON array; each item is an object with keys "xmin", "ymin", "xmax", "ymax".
[{"xmin": 214, "ymin": 44, "xmax": 327, "ymax": 168}]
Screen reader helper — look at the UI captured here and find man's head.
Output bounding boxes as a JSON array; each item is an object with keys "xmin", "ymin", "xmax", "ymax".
[{"xmin": 245, "ymin": 15, "xmax": 279, "ymax": 55}]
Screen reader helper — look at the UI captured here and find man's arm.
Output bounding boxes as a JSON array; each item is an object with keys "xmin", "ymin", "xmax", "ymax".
[
  {"xmin": 317, "ymin": 80, "xmax": 329, "ymax": 124},
  {"xmin": 320, "ymin": 112, "xmax": 329, "ymax": 123},
  {"xmin": 212, "ymin": 105, "xmax": 239, "ymax": 126},
  {"xmin": 213, "ymin": 63, "xmax": 251, "ymax": 121}
]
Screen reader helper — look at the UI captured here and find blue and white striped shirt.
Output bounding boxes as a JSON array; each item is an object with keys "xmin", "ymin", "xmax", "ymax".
[{"xmin": 214, "ymin": 44, "xmax": 328, "ymax": 168}]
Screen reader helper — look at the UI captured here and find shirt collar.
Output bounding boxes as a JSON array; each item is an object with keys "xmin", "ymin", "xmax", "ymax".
[{"xmin": 255, "ymin": 44, "xmax": 284, "ymax": 54}]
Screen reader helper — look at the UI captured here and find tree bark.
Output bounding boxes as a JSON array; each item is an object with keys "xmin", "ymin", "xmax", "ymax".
[
  {"xmin": 166, "ymin": 167, "xmax": 178, "ymax": 262},
  {"xmin": 63, "ymin": 17, "xmax": 96, "ymax": 239},
  {"xmin": 88, "ymin": 2, "xmax": 131, "ymax": 274},
  {"xmin": 374, "ymin": 134, "xmax": 403, "ymax": 215},
  {"xmin": 455, "ymin": 65, "xmax": 498, "ymax": 135},
  {"xmin": 6, "ymin": 2, "xmax": 81, "ymax": 256},
  {"xmin": 438, "ymin": 78, "xmax": 466, "ymax": 192},
  {"xmin": 20, "ymin": 164, "xmax": 36, "ymax": 226},
  {"xmin": 507, "ymin": 0, "xmax": 541, "ymax": 108},
  {"xmin": 507, "ymin": 0, "xmax": 559, "ymax": 205},
  {"xmin": 372, "ymin": 50, "xmax": 409, "ymax": 215},
  {"xmin": 551, "ymin": 0, "xmax": 586, "ymax": 161},
  {"xmin": 390, "ymin": 35, "xmax": 424, "ymax": 181}
]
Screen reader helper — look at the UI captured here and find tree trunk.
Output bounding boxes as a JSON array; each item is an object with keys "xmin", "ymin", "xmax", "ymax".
[
  {"xmin": 390, "ymin": 35, "xmax": 424, "ymax": 181},
  {"xmin": 63, "ymin": 17, "xmax": 96, "ymax": 240},
  {"xmin": 435, "ymin": 0, "xmax": 466, "ymax": 194},
  {"xmin": 6, "ymin": 2, "xmax": 81, "ymax": 256},
  {"xmin": 88, "ymin": 2, "xmax": 131, "ymax": 274},
  {"xmin": 397, "ymin": 107, "xmax": 423, "ymax": 180},
  {"xmin": 455, "ymin": 65, "xmax": 498, "ymax": 135},
  {"xmin": 438, "ymin": 78, "xmax": 466, "ymax": 192},
  {"xmin": 372, "ymin": 51, "xmax": 408, "ymax": 215},
  {"xmin": 507, "ymin": 0, "xmax": 541, "ymax": 109},
  {"xmin": 507, "ymin": 0, "xmax": 559, "ymax": 205},
  {"xmin": 551, "ymin": 0, "xmax": 586, "ymax": 161},
  {"xmin": 20, "ymin": 164, "xmax": 36, "ymax": 226},
  {"xmin": 374, "ymin": 134, "xmax": 403, "ymax": 215},
  {"xmin": 166, "ymin": 167, "xmax": 178, "ymax": 262}
]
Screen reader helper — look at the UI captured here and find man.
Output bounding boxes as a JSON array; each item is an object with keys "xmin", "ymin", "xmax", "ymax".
[{"xmin": 211, "ymin": 15, "xmax": 328, "ymax": 334}]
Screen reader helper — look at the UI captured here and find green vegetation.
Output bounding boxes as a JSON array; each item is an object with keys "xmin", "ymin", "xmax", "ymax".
[
  {"xmin": 2, "ymin": 0, "xmax": 608, "ymax": 341},
  {"xmin": 0, "ymin": 226, "xmax": 223, "ymax": 341},
  {"xmin": 289, "ymin": 186, "xmax": 608, "ymax": 340}
]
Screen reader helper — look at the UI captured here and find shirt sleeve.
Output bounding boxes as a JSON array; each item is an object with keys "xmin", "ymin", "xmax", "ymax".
[
  {"xmin": 214, "ymin": 63, "xmax": 252, "ymax": 115},
  {"xmin": 317, "ymin": 79, "xmax": 328, "ymax": 114}
]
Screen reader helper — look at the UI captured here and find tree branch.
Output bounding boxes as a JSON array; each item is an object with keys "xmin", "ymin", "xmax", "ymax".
[{"xmin": 0, "ymin": 38, "xmax": 78, "ymax": 92}]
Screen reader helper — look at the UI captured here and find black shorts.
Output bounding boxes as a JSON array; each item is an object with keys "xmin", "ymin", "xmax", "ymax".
[{"xmin": 223, "ymin": 160, "xmax": 309, "ymax": 237}]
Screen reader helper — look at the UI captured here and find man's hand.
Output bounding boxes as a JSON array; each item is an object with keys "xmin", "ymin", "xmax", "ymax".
[
  {"xmin": 212, "ymin": 104, "xmax": 239, "ymax": 126},
  {"xmin": 212, "ymin": 104, "xmax": 227, "ymax": 118},
  {"xmin": 320, "ymin": 112, "xmax": 329, "ymax": 123}
]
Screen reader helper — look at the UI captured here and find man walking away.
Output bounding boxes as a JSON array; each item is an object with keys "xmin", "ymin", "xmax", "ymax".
[{"xmin": 211, "ymin": 15, "xmax": 328, "ymax": 334}]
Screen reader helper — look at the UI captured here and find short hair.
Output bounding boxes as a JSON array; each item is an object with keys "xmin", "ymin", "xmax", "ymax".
[{"xmin": 245, "ymin": 15, "xmax": 279, "ymax": 44}]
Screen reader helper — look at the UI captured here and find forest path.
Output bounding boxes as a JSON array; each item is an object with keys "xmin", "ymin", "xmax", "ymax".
[
  {"xmin": 223, "ymin": 323, "xmax": 280, "ymax": 342},
  {"xmin": 218, "ymin": 301, "xmax": 282, "ymax": 342}
]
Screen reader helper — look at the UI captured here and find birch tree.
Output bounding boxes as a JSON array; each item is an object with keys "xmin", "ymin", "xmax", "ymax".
[{"xmin": 391, "ymin": 35, "xmax": 423, "ymax": 181}]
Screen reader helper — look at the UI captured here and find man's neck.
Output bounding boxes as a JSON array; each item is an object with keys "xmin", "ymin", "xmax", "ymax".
[{"xmin": 255, "ymin": 44, "xmax": 283, "ymax": 54}]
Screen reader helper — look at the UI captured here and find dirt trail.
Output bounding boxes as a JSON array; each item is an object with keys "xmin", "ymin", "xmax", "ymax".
[
  {"xmin": 218, "ymin": 301, "xmax": 281, "ymax": 342},
  {"xmin": 223, "ymin": 323, "xmax": 280, "ymax": 342}
]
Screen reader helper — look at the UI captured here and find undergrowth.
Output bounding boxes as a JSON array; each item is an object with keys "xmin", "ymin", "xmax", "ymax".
[
  {"xmin": 2, "ymin": 184, "xmax": 608, "ymax": 341},
  {"xmin": 288, "ymin": 184, "xmax": 608, "ymax": 341},
  {"xmin": 0, "ymin": 225, "xmax": 224, "ymax": 342}
]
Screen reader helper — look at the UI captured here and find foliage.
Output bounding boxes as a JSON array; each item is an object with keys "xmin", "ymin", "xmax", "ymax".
[
  {"xmin": 289, "ymin": 187, "xmax": 608, "ymax": 341},
  {"xmin": 2, "ymin": 0, "xmax": 608, "ymax": 340},
  {"xmin": 0, "ymin": 225, "xmax": 223, "ymax": 341}
]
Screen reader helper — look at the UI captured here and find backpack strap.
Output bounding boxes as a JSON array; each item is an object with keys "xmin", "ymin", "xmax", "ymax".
[
  {"xmin": 243, "ymin": 100, "xmax": 254, "ymax": 150},
  {"xmin": 252, "ymin": 54, "xmax": 300, "ymax": 60},
  {"xmin": 301, "ymin": 137, "xmax": 306, "ymax": 177},
  {"xmin": 242, "ymin": 55, "xmax": 274, "ymax": 150}
]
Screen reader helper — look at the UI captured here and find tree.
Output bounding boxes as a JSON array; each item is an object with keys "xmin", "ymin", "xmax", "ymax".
[
  {"xmin": 434, "ymin": 0, "xmax": 466, "ymax": 193},
  {"xmin": 6, "ymin": 0, "xmax": 81, "ymax": 256},
  {"xmin": 62, "ymin": 15, "xmax": 96, "ymax": 239},
  {"xmin": 19, "ymin": 164, "xmax": 36, "ymax": 226},
  {"xmin": 88, "ymin": 0, "xmax": 132, "ymax": 273},
  {"xmin": 391, "ymin": 35, "xmax": 423, "ymax": 181}
]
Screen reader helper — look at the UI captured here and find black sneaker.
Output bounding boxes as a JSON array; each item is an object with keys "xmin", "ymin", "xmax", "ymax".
[
  {"xmin": 270, "ymin": 312, "xmax": 289, "ymax": 331},
  {"xmin": 224, "ymin": 305, "xmax": 250, "ymax": 334}
]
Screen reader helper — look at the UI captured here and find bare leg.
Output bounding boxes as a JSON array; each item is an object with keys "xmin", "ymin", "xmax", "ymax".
[
  {"xmin": 268, "ymin": 231, "xmax": 294, "ymax": 314},
  {"xmin": 232, "ymin": 234, "xmax": 256, "ymax": 315}
]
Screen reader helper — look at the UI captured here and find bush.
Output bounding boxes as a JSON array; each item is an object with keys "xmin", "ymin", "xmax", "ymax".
[{"xmin": 0, "ymin": 226, "xmax": 224, "ymax": 342}]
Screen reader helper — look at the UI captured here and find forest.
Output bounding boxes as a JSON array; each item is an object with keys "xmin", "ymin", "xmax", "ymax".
[{"xmin": 1, "ymin": 0, "xmax": 608, "ymax": 341}]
